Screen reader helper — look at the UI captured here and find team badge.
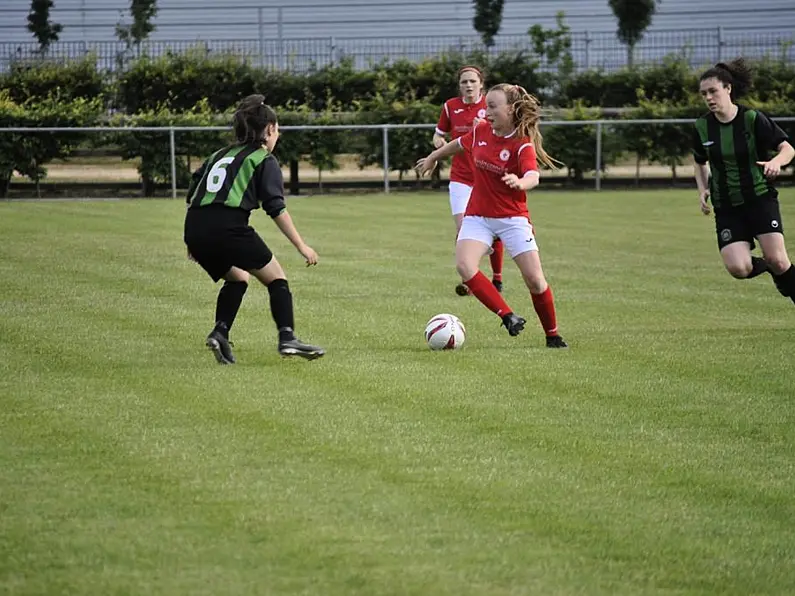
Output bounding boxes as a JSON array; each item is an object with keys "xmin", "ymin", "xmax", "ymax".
[
  {"xmin": 720, "ymin": 229, "xmax": 732, "ymax": 242},
  {"xmin": 499, "ymin": 149, "xmax": 510, "ymax": 161},
  {"xmin": 477, "ymin": 108, "xmax": 486, "ymax": 119}
]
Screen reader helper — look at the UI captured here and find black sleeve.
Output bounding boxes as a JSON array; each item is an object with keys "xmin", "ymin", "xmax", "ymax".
[
  {"xmin": 256, "ymin": 156, "xmax": 287, "ymax": 218},
  {"xmin": 186, "ymin": 159, "xmax": 209, "ymax": 204},
  {"xmin": 692, "ymin": 127, "xmax": 708, "ymax": 165},
  {"xmin": 755, "ymin": 111, "xmax": 789, "ymax": 153}
]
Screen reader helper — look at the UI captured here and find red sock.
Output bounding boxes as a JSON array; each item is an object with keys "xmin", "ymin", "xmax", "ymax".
[
  {"xmin": 464, "ymin": 271, "xmax": 512, "ymax": 317},
  {"xmin": 531, "ymin": 286, "xmax": 558, "ymax": 336},
  {"xmin": 490, "ymin": 239, "xmax": 504, "ymax": 281}
]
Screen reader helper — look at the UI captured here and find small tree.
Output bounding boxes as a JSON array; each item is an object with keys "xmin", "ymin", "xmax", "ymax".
[
  {"xmin": 608, "ymin": 0, "xmax": 657, "ymax": 67},
  {"xmin": 27, "ymin": 0, "xmax": 62, "ymax": 53},
  {"xmin": 116, "ymin": 0, "xmax": 159, "ymax": 48},
  {"xmin": 528, "ymin": 12, "xmax": 575, "ymax": 101},
  {"xmin": 472, "ymin": 0, "xmax": 505, "ymax": 48}
]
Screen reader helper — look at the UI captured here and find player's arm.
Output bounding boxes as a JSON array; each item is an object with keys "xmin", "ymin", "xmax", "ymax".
[
  {"xmin": 754, "ymin": 111, "xmax": 794, "ymax": 179},
  {"xmin": 417, "ymin": 138, "xmax": 466, "ymax": 177},
  {"xmin": 691, "ymin": 127, "xmax": 712, "ymax": 214},
  {"xmin": 502, "ymin": 143, "xmax": 540, "ymax": 191},
  {"xmin": 258, "ymin": 158, "xmax": 318, "ymax": 265},
  {"xmin": 433, "ymin": 104, "xmax": 451, "ymax": 149}
]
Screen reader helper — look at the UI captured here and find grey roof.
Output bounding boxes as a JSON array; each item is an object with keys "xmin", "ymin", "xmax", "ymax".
[{"xmin": 1, "ymin": 0, "xmax": 793, "ymax": 42}]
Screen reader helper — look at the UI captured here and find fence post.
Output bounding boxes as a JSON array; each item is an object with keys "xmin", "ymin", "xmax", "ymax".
[
  {"xmin": 584, "ymin": 31, "xmax": 591, "ymax": 70},
  {"xmin": 258, "ymin": 7, "xmax": 265, "ymax": 69},
  {"xmin": 278, "ymin": 7, "xmax": 285, "ymax": 71},
  {"xmin": 717, "ymin": 26, "xmax": 724, "ymax": 62},
  {"xmin": 595, "ymin": 121, "xmax": 603, "ymax": 192},
  {"xmin": 382, "ymin": 126, "xmax": 390, "ymax": 194},
  {"xmin": 169, "ymin": 127, "xmax": 177, "ymax": 199},
  {"xmin": 329, "ymin": 36, "xmax": 336, "ymax": 66}
]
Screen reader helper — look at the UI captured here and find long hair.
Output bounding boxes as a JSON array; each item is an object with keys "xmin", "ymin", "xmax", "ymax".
[
  {"xmin": 233, "ymin": 94, "xmax": 278, "ymax": 145},
  {"xmin": 700, "ymin": 57, "xmax": 753, "ymax": 99},
  {"xmin": 489, "ymin": 83, "xmax": 560, "ymax": 169}
]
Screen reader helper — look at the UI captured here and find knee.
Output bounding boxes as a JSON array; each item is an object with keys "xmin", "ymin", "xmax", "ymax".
[
  {"xmin": 764, "ymin": 255, "xmax": 791, "ymax": 275},
  {"xmin": 726, "ymin": 261, "xmax": 751, "ymax": 279},
  {"xmin": 725, "ymin": 261, "xmax": 752, "ymax": 279},
  {"xmin": 455, "ymin": 259, "xmax": 478, "ymax": 281},
  {"xmin": 523, "ymin": 275, "xmax": 547, "ymax": 294}
]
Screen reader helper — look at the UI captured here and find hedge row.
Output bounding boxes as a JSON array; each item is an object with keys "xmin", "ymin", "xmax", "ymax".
[
  {"xmin": 3, "ymin": 51, "xmax": 795, "ymax": 113},
  {"xmin": 3, "ymin": 93, "xmax": 793, "ymax": 197},
  {"xmin": 2, "ymin": 52, "xmax": 794, "ymax": 196}
]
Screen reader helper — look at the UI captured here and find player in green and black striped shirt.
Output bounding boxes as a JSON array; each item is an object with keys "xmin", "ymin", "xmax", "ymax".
[
  {"xmin": 184, "ymin": 94, "xmax": 324, "ymax": 363},
  {"xmin": 693, "ymin": 58, "xmax": 795, "ymax": 304}
]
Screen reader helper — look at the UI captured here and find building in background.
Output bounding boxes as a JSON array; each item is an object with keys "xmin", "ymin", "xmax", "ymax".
[{"xmin": 1, "ymin": 0, "xmax": 793, "ymax": 71}]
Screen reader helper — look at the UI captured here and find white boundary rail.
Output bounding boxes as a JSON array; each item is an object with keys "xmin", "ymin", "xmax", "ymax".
[{"xmin": 3, "ymin": 118, "xmax": 795, "ymax": 197}]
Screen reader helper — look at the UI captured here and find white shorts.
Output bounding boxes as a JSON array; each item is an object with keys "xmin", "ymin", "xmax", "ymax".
[
  {"xmin": 449, "ymin": 182, "xmax": 473, "ymax": 216},
  {"xmin": 458, "ymin": 215, "xmax": 538, "ymax": 257}
]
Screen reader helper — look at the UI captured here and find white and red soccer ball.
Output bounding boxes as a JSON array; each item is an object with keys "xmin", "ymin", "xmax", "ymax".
[{"xmin": 424, "ymin": 314, "xmax": 466, "ymax": 350}]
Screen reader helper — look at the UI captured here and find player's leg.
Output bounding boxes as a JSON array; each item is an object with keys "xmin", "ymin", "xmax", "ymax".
[
  {"xmin": 205, "ymin": 266, "xmax": 250, "ymax": 364},
  {"xmin": 719, "ymin": 241, "xmax": 758, "ymax": 278},
  {"xmin": 753, "ymin": 198, "xmax": 795, "ymax": 301},
  {"xmin": 490, "ymin": 238, "xmax": 504, "ymax": 292},
  {"xmin": 450, "ymin": 182, "xmax": 472, "ymax": 296},
  {"xmin": 457, "ymin": 217, "xmax": 524, "ymax": 336},
  {"xmin": 758, "ymin": 234, "xmax": 795, "ymax": 302},
  {"xmin": 248, "ymin": 256, "xmax": 325, "ymax": 360},
  {"xmin": 715, "ymin": 208, "xmax": 766, "ymax": 280},
  {"xmin": 498, "ymin": 217, "xmax": 567, "ymax": 348},
  {"xmin": 184, "ymin": 224, "xmax": 243, "ymax": 364}
]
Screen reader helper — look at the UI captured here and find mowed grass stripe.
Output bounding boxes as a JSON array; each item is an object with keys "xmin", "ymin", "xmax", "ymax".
[{"xmin": 1, "ymin": 190, "xmax": 794, "ymax": 595}]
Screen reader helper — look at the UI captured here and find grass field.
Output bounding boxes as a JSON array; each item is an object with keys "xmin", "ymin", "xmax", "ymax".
[{"xmin": 1, "ymin": 190, "xmax": 794, "ymax": 595}]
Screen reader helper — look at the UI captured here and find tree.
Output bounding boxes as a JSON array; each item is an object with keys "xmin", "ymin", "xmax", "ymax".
[
  {"xmin": 116, "ymin": 0, "xmax": 159, "ymax": 48},
  {"xmin": 472, "ymin": 0, "xmax": 505, "ymax": 48},
  {"xmin": 27, "ymin": 0, "xmax": 62, "ymax": 53},
  {"xmin": 528, "ymin": 11, "xmax": 575, "ymax": 98},
  {"xmin": 607, "ymin": 0, "xmax": 657, "ymax": 67}
]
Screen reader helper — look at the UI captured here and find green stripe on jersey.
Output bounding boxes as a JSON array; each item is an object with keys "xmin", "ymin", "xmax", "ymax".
[
  {"xmin": 719, "ymin": 121, "xmax": 742, "ymax": 205},
  {"xmin": 744, "ymin": 109, "xmax": 769, "ymax": 198},
  {"xmin": 224, "ymin": 148, "xmax": 270, "ymax": 208},
  {"xmin": 198, "ymin": 145, "xmax": 246, "ymax": 207}
]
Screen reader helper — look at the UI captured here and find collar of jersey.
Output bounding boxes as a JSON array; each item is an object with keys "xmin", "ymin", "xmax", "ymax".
[
  {"xmin": 491, "ymin": 128, "xmax": 517, "ymax": 138},
  {"xmin": 461, "ymin": 95, "xmax": 483, "ymax": 105}
]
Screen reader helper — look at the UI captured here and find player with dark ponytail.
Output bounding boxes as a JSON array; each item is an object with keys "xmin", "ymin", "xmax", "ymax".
[
  {"xmin": 184, "ymin": 94, "xmax": 325, "ymax": 363},
  {"xmin": 693, "ymin": 58, "xmax": 795, "ymax": 304}
]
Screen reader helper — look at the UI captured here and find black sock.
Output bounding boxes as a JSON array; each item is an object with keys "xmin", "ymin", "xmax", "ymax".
[
  {"xmin": 214, "ymin": 281, "xmax": 248, "ymax": 336},
  {"xmin": 267, "ymin": 278, "xmax": 295, "ymax": 341},
  {"xmin": 772, "ymin": 264, "xmax": 795, "ymax": 299},
  {"xmin": 746, "ymin": 257, "xmax": 770, "ymax": 279}
]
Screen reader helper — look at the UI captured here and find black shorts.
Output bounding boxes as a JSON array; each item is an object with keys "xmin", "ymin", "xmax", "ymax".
[
  {"xmin": 714, "ymin": 196, "xmax": 784, "ymax": 250},
  {"xmin": 184, "ymin": 207, "xmax": 273, "ymax": 282}
]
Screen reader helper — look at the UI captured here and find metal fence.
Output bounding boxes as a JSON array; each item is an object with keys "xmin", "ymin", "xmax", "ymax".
[
  {"xmin": 3, "ymin": 118, "xmax": 795, "ymax": 196},
  {"xmin": 2, "ymin": 27, "xmax": 794, "ymax": 74}
]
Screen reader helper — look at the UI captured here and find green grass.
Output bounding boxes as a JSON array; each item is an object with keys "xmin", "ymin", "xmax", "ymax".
[{"xmin": 1, "ymin": 190, "xmax": 794, "ymax": 595}]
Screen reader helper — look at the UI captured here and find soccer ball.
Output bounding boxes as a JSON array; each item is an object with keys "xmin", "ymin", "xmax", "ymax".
[{"xmin": 424, "ymin": 314, "xmax": 466, "ymax": 350}]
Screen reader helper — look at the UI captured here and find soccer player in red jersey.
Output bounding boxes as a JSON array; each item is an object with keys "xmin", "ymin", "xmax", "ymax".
[
  {"xmin": 433, "ymin": 66, "xmax": 505, "ymax": 296},
  {"xmin": 417, "ymin": 83, "xmax": 568, "ymax": 348}
]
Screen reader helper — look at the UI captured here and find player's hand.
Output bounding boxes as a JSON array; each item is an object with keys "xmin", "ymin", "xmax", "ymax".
[
  {"xmin": 502, "ymin": 173, "xmax": 522, "ymax": 190},
  {"xmin": 299, "ymin": 244, "xmax": 318, "ymax": 266},
  {"xmin": 432, "ymin": 134, "xmax": 446, "ymax": 149},
  {"xmin": 415, "ymin": 156, "xmax": 437, "ymax": 178},
  {"xmin": 699, "ymin": 190, "xmax": 711, "ymax": 215},
  {"xmin": 757, "ymin": 160, "xmax": 782, "ymax": 179}
]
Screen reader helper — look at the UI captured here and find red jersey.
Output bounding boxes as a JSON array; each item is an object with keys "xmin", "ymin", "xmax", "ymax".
[
  {"xmin": 457, "ymin": 120, "xmax": 539, "ymax": 219},
  {"xmin": 435, "ymin": 95, "xmax": 487, "ymax": 186}
]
